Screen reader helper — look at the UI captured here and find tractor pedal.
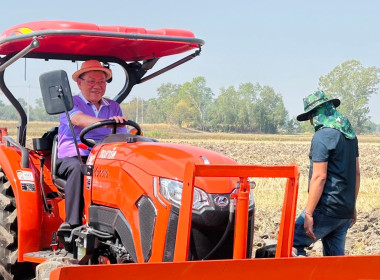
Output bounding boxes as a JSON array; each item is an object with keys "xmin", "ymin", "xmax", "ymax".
[
  {"xmin": 50, "ymin": 232, "xmax": 59, "ymax": 253},
  {"xmin": 57, "ymin": 223, "xmax": 74, "ymax": 252}
]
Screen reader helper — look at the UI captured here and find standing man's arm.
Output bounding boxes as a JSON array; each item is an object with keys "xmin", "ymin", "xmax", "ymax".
[
  {"xmin": 350, "ymin": 157, "xmax": 360, "ymax": 228},
  {"xmin": 304, "ymin": 161, "xmax": 328, "ymax": 240}
]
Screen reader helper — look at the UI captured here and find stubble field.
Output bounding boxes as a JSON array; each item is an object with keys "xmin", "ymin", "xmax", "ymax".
[
  {"xmin": 1, "ymin": 121, "xmax": 380, "ymax": 256},
  {"xmin": 165, "ymin": 138, "xmax": 380, "ymax": 256}
]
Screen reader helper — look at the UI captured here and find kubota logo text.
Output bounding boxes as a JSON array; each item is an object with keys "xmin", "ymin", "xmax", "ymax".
[{"xmin": 99, "ymin": 150, "xmax": 117, "ymax": 159}]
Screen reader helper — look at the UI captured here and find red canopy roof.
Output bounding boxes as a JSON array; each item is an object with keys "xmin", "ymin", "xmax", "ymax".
[{"xmin": 0, "ymin": 21, "xmax": 204, "ymax": 61}]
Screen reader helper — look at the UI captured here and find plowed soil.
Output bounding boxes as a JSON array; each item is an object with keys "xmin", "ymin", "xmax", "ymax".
[{"xmin": 166, "ymin": 139, "xmax": 380, "ymax": 256}]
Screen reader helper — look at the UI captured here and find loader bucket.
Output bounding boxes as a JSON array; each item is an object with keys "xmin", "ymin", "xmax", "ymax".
[{"xmin": 49, "ymin": 255, "xmax": 380, "ymax": 280}]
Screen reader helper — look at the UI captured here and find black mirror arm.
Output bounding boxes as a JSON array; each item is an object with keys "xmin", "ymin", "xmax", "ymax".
[{"xmin": 58, "ymin": 90, "xmax": 89, "ymax": 175}]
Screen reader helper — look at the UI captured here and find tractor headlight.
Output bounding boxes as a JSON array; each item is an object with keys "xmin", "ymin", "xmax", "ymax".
[{"xmin": 159, "ymin": 178, "xmax": 211, "ymax": 210}]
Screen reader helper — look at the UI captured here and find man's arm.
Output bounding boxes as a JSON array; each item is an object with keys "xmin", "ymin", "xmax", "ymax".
[
  {"xmin": 304, "ymin": 161, "xmax": 327, "ymax": 240},
  {"xmin": 350, "ymin": 157, "xmax": 360, "ymax": 227},
  {"xmin": 71, "ymin": 112, "xmax": 127, "ymax": 128}
]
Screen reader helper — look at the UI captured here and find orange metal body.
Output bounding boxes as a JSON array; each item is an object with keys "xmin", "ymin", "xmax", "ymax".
[
  {"xmin": 0, "ymin": 137, "xmax": 65, "ymax": 262},
  {"xmin": 83, "ymin": 141, "xmax": 242, "ymax": 263},
  {"xmin": 174, "ymin": 163, "xmax": 299, "ymax": 261}
]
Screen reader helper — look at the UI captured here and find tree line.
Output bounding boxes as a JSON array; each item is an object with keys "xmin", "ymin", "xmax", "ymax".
[
  {"xmin": 123, "ymin": 59, "xmax": 380, "ymax": 134},
  {"xmin": 1, "ymin": 59, "xmax": 379, "ymax": 134}
]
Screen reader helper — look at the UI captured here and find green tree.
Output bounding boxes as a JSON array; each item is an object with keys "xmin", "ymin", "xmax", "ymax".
[
  {"xmin": 29, "ymin": 98, "xmax": 59, "ymax": 121},
  {"xmin": 318, "ymin": 60, "xmax": 380, "ymax": 133},
  {"xmin": 253, "ymin": 86, "xmax": 288, "ymax": 133},
  {"xmin": 156, "ymin": 83, "xmax": 182, "ymax": 124},
  {"xmin": 209, "ymin": 86, "xmax": 239, "ymax": 132},
  {"xmin": 169, "ymin": 99, "xmax": 194, "ymax": 127},
  {"xmin": 209, "ymin": 83, "xmax": 287, "ymax": 133},
  {"xmin": 179, "ymin": 77, "xmax": 213, "ymax": 130},
  {"xmin": 143, "ymin": 98, "xmax": 162, "ymax": 123},
  {"xmin": 235, "ymin": 83, "xmax": 259, "ymax": 132},
  {"xmin": 284, "ymin": 117, "xmax": 301, "ymax": 134},
  {"xmin": 138, "ymin": 83, "xmax": 181, "ymax": 124},
  {"xmin": 0, "ymin": 104, "xmax": 18, "ymax": 120}
]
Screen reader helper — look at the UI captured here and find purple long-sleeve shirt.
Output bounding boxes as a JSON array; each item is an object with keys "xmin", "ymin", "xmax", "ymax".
[{"xmin": 58, "ymin": 93, "xmax": 126, "ymax": 158}]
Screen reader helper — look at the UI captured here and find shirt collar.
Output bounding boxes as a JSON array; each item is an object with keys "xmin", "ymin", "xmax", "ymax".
[{"xmin": 79, "ymin": 92, "xmax": 110, "ymax": 106}]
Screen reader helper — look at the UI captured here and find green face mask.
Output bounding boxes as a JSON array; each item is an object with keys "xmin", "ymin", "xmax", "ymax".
[{"xmin": 311, "ymin": 102, "xmax": 356, "ymax": 139}]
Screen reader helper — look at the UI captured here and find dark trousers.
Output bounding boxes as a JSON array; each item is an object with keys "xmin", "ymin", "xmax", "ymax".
[{"xmin": 56, "ymin": 156, "xmax": 86, "ymax": 226}]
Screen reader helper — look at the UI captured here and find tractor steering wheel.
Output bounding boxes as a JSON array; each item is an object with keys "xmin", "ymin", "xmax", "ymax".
[{"xmin": 79, "ymin": 119, "xmax": 142, "ymax": 147}]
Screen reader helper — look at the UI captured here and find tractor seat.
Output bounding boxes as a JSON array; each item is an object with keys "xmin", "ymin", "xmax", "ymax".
[{"xmin": 51, "ymin": 134, "xmax": 66, "ymax": 192}]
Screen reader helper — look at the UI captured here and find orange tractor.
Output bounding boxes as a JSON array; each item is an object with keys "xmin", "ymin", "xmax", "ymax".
[{"xmin": 0, "ymin": 21, "xmax": 379, "ymax": 280}]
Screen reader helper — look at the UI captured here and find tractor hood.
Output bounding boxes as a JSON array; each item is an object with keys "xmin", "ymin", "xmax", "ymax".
[{"xmin": 91, "ymin": 141, "xmax": 238, "ymax": 193}]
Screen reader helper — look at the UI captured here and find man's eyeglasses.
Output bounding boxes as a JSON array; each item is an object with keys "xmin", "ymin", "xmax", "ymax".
[{"xmin": 80, "ymin": 78, "xmax": 107, "ymax": 87}]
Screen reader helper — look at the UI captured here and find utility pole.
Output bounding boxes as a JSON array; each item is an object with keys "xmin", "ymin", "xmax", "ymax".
[
  {"xmin": 135, "ymin": 96, "xmax": 139, "ymax": 123},
  {"xmin": 141, "ymin": 99, "xmax": 144, "ymax": 124},
  {"xmin": 27, "ymin": 84, "xmax": 30, "ymax": 122}
]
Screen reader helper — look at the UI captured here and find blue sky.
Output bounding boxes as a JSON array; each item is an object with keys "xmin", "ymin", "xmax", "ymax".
[{"xmin": 1, "ymin": 1, "xmax": 380, "ymax": 123}]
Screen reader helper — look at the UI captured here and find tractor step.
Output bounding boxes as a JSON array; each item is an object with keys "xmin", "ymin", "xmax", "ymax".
[{"xmin": 24, "ymin": 249, "xmax": 73, "ymax": 263}]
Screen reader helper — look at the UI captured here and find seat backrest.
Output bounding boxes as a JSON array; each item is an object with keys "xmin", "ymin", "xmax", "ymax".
[{"xmin": 51, "ymin": 134, "xmax": 66, "ymax": 192}]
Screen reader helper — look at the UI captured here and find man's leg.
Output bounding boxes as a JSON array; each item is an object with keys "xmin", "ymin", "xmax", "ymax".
[
  {"xmin": 57, "ymin": 157, "xmax": 84, "ymax": 226},
  {"xmin": 293, "ymin": 210, "xmax": 347, "ymax": 256},
  {"xmin": 321, "ymin": 219, "xmax": 351, "ymax": 256},
  {"xmin": 293, "ymin": 211, "xmax": 314, "ymax": 256}
]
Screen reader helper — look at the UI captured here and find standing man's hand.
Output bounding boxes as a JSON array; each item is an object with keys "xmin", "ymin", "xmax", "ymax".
[
  {"xmin": 349, "ymin": 208, "xmax": 357, "ymax": 228},
  {"xmin": 304, "ymin": 213, "xmax": 316, "ymax": 240}
]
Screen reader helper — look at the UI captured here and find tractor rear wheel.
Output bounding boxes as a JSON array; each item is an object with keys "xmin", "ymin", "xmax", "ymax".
[{"xmin": 0, "ymin": 168, "xmax": 33, "ymax": 280}]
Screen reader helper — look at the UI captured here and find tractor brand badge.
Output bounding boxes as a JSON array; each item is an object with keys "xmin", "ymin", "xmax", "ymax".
[
  {"xmin": 99, "ymin": 150, "xmax": 117, "ymax": 159},
  {"xmin": 21, "ymin": 181, "xmax": 36, "ymax": 192},
  {"xmin": 200, "ymin": 156, "xmax": 210, "ymax": 165},
  {"xmin": 94, "ymin": 167, "xmax": 109, "ymax": 178},
  {"xmin": 16, "ymin": 170, "xmax": 34, "ymax": 181},
  {"xmin": 214, "ymin": 195, "xmax": 229, "ymax": 207}
]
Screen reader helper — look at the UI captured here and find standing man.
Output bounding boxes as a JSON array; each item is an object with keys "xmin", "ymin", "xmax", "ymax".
[
  {"xmin": 57, "ymin": 60, "xmax": 128, "ymax": 234},
  {"xmin": 293, "ymin": 90, "xmax": 360, "ymax": 256}
]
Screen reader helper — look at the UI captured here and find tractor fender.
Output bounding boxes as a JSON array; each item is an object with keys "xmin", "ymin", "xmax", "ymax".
[{"xmin": 0, "ymin": 144, "xmax": 43, "ymax": 261}]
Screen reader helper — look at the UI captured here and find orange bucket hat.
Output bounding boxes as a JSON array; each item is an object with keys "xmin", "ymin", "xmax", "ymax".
[{"xmin": 72, "ymin": 60, "xmax": 112, "ymax": 82}]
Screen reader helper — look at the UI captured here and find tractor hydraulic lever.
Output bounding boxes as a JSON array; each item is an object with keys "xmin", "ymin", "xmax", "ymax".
[{"xmin": 38, "ymin": 155, "xmax": 51, "ymax": 213}]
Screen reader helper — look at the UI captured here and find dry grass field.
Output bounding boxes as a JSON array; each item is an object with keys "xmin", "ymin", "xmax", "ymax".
[{"xmin": 1, "ymin": 121, "xmax": 379, "ymax": 256}]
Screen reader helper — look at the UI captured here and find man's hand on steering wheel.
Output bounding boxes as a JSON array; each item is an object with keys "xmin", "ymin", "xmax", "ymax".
[
  {"xmin": 80, "ymin": 119, "xmax": 142, "ymax": 147},
  {"xmin": 107, "ymin": 116, "xmax": 129, "ymax": 127}
]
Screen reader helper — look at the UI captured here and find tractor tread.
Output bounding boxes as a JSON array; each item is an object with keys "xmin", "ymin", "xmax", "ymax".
[
  {"xmin": 0, "ymin": 265, "xmax": 13, "ymax": 280},
  {"xmin": 0, "ymin": 192, "xmax": 11, "ymax": 209},
  {"xmin": 6, "ymin": 209, "xmax": 16, "ymax": 226},
  {"xmin": 3, "ymin": 181, "xmax": 11, "ymax": 192},
  {"xmin": 0, "ymin": 167, "xmax": 24, "ymax": 280},
  {"xmin": 8, "ymin": 249, "xmax": 17, "ymax": 265},
  {"xmin": 0, "ymin": 225, "xmax": 14, "ymax": 246}
]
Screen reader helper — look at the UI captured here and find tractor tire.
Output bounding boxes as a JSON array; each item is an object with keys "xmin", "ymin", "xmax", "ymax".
[{"xmin": 0, "ymin": 168, "xmax": 33, "ymax": 280}]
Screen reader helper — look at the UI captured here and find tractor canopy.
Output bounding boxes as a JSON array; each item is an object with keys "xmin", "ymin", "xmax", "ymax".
[
  {"xmin": 0, "ymin": 21, "xmax": 204, "ymax": 146},
  {"xmin": 0, "ymin": 21, "xmax": 204, "ymax": 61}
]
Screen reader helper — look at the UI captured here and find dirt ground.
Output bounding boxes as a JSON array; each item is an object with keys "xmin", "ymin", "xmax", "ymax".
[{"xmin": 167, "ymin": 139, "xmax": 380, "ymax": 256}]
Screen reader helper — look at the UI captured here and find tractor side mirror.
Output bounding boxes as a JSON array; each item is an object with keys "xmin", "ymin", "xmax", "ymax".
[{"xmin": 39, "ymin": 70, "xmax": 74, "ymax": 115}]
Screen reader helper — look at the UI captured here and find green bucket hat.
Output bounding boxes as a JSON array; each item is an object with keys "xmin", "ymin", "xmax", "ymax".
[{"xmin": 297, "ymin": 91, "xmax": 340, "ymax": 121}]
